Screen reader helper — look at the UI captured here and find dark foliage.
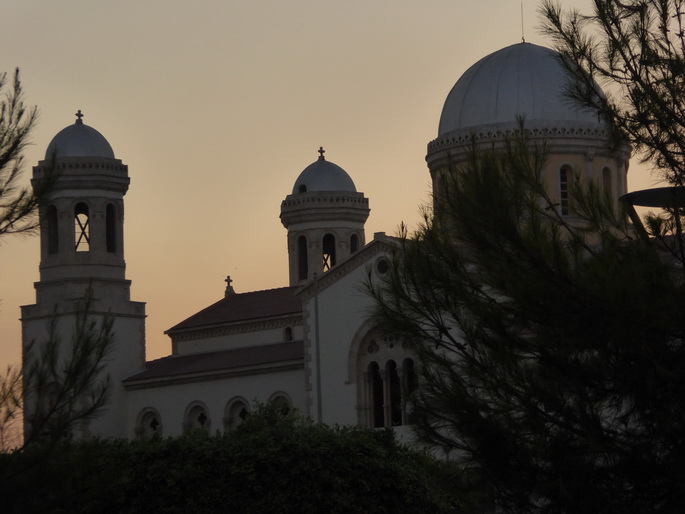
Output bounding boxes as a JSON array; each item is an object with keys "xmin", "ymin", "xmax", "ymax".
[
  {"xmin": 0, "ymin": 68, "xmax": 46, "ymax": 239},
  {"xmin": 0, "ymin": 405, "xmax": 471, "ymax": 513},
  {"xmin": 369, "ymin": 133, "xmax": 685, "ymax": 512},
  {"xmin": 0, "ymin": 68, "xmax": 58, "ymax": 450}
]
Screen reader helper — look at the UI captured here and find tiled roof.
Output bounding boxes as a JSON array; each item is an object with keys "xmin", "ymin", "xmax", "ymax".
[
  {"xmin": 167, "ymin": 286, "xmax": 301, "ymax": 333},
  {"xmin": 124, "ymin": 340, "xmax": 304, "ymax": 383}
]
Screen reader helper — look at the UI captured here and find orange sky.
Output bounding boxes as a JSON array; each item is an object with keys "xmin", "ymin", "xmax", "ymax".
[{"xmin": 0, "ymin": 0, "xmax": 664, "ymax": 369}]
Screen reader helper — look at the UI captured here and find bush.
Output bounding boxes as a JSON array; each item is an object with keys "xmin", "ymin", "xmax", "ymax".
[{"xmin": 0, "ymin": 405, "xmax": 472, "ymax": 513}]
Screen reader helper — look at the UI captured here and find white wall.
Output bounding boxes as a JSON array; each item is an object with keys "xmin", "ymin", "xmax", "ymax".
[{"xmin": 125, "ymin": 367, "xmax": 305, "ymax": 438}]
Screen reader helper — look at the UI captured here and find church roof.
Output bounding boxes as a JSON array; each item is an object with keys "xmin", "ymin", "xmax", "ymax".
[
  {"xmin": 438, "ymin": 42, "xmax": 602, "ymax": 136},
  {"xmin": 124, "ymin": 340, "xmax": 304, "ymax": 384},
  {"xmin": 166, "ymin": 286, "xmax": 301, "ymax": 333}
]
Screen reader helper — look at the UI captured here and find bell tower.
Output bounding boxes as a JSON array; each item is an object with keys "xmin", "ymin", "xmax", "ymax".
[
  {"xmin": 280, "ymin": 148, "xmax": 370, "ymax": 286},
  {"xmin": 21, "ymin": 111, "xmax": 146, "ymax": 439}
]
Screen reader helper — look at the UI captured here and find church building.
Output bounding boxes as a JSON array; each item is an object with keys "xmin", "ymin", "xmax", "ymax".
[{"xmin": 21, "ymin": 42, "xmax": 630, "ymax": 439}]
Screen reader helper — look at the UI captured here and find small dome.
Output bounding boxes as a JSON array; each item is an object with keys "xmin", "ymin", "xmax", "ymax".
[
  {"xmin": 438, "ymin": 42, "xmax": 602, "ymax": 136},
  {"xmin": 45, "ymin": 112, "xmax": 115, "ymax": 159},
  {"xmin": 292, "ymin": 149, "xmax": 357, "ymax": 194}
]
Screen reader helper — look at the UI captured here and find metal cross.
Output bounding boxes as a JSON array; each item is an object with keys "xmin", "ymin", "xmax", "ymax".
[
  {"xmin": 318, "ymin": 146, "xmax": 325, "ymax": 159},
  {"xmin": 75, "ymin": 110, "xmax": 84, "ymax": 122}
]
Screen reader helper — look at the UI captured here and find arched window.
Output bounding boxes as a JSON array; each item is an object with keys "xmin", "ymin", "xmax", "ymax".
[
  {"xmin": 350, "ymin": 233, "xmax": 359, "ymax": 254},
  {"xmin": 47, "ymin": 205, "xmax": 58, "ymax": 254},
  {"xmin": 284, "ymin": 326, "xmax": 293, "ymax": 342},
  {"xmin": 322, "ymin": 233, "xmax": 336, "ymax": 271},
  {"xmin": 369, "ymin": 362, "xmax": 384, "ymax": 428},
  {"xmin": 403, "ymin": 358, "xmax": 418, "ymax": 396},
  {"xmin": 184, "ymin": 403, "xmax": 210, "ymax": 432},
  {"xmin": 136, "ymin": 408, "xmax": 162, "ymax": 438},
  {"xmin": 298, "ymin": 184, "xmax": 307, "ymax": 193},
  {"xmin": 559, "ymin": 165, "xmax": 572, "ymax": 215},
  {"xmin": 224, "ymin": 398, "xmax": 249, "ymax": 431},
  {"xmin": 74, "ymin": 202, "xmax": 90, "ymax": 252},
  {"xmin": 297, "ymin": 235, "xmax": 308, "ymax": 281},
  {"xmin": 106, "ymin": 203, "xmax": 117, "ymax": 253},
  {"xmin": 357, "ymin": 331, "xmax": 416, "ymax": 429},
  {"xmin": 376, "ymin": 258, "xmax": 390, "ymax": 276},
  {"xmin": 386, "ymin": 360, "xmax": 402, "ymax": 426},
  {"xmin": 602, "ymin": 167, "xmax": 612, "ymax": 197},
  {"xmin": 268, "ymin": 393, "xmax": 292, "ymax": 416},
  {"xmin": 402, "ymin": 358, "xmax": 418, "ymax": 425}
]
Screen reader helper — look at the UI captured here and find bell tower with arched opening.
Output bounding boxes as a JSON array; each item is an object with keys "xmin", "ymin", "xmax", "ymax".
[
  {"xmin": 280, "ymin": 148, "xmax": 370, "ymax": 286},
  {"xmin": 21, "ymin": 111, "xmax": 146, "ymax": 439}
]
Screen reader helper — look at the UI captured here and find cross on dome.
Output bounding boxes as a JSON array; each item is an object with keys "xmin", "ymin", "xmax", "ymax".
[
  {"xmin": 75, "ymin": 109, "xmax": 84, "ymax": 124},
  {"xmin": 318, "ymin": 146, "xmax": 326, "ymax": 160}
]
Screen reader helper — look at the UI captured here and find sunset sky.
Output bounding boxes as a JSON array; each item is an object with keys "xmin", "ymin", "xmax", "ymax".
[{"xmin": 0, "ymin": 0, "xmax": 663, "ymax": 369}]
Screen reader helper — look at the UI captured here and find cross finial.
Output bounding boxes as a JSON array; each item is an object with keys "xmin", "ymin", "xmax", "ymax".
[
  {"xmin": 225, "ymin": 275, "xmax": 235, "ymax": 297},
  {"xmin": 318, "ymin": 146, "xmax": 325, "ymax": 160},
  {"xmin": 75, "ymin": 110, "xmax": 84, "ymax": 124}
]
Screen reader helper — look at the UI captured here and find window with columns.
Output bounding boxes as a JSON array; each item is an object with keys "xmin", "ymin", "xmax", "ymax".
[{"xmin": 359, "ymin": 333, "xmax": 417, "ymax": 428}]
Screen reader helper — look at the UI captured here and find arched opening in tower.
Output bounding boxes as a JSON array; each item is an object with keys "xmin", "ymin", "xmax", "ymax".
[
  {"xmin": 74, "ymin": 202, "xmax": 90, "ymax": 252},
  {"xmin": 322, "ymin": 233, "xmax": 336, "ymax": 271}
]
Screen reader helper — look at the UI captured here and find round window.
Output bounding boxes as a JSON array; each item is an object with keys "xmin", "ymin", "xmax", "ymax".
[{"xmin": 376, "ymin": 258, "xmax": 390, "ymax": 275}]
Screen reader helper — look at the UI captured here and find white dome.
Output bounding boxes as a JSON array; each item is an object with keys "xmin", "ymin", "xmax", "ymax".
[
  {"xmin": 45, "ymin": 118, "xmax": 115, "ymax": 159},
  {"xmin": 292, "ymin": 153, "xmax": 357, "ymax": 194},
  {"xmin": 438, "ymin": 42, "xmax": 601, "ymax": 136}
]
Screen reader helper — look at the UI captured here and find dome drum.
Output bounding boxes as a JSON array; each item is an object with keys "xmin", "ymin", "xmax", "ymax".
[
  {"xmin": 33, "ymin": 159, "xmax": 130, "ymax": 195},
  {"xmin": 281, "ymin": 191, "xmax": 369, "ymax": 211},
  {"xmin": 280, "ymin": 194, "xmax": 370, "ymax": 228},
  {"xmin": 426, "ymin": 121, "xmax": 624, "ymax": 171}
]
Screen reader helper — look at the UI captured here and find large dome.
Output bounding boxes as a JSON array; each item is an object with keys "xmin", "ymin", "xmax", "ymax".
[
  {"xmin": 438, "ymin": 42, "xmax": 601, "ymax": 136},
  {"xmin": 292, "ymin": 150, "xmax": 357, "ymax": 194},
  {"xmin": 45, "ymin": 115, "xmax": 115, "ymax": 159}
]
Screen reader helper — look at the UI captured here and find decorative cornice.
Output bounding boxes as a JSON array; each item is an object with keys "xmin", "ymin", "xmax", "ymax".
[
  {"xmin": 281, "ymin": 192, "xmax": 369, "ymax": 210},
  {"xmin": 33, "ymin": 159, "xmax": 130, "ymax": 194},
  {"xmin": 427, "ymin": 120, "xmax": 609, "ymax": 154},
  {"xmin": 34, "ymin": 159, "xmax": 127, "ymax": 173},
  {"xmin": 123, "ymin": 361, "xmax": 304, "ymax": 389}
]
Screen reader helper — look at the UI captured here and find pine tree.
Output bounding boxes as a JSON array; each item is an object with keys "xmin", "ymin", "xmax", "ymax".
[
  {"xmin": 369, "ymin": 131, "xmax": 685, "ymax": 512},
  {"xmin": 0, "ymin": 68, "xmax": 45, "ymax": 238},
  {"xmin": 541, "ymin": 0, "xmax": 685, "ymax": 186}
]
